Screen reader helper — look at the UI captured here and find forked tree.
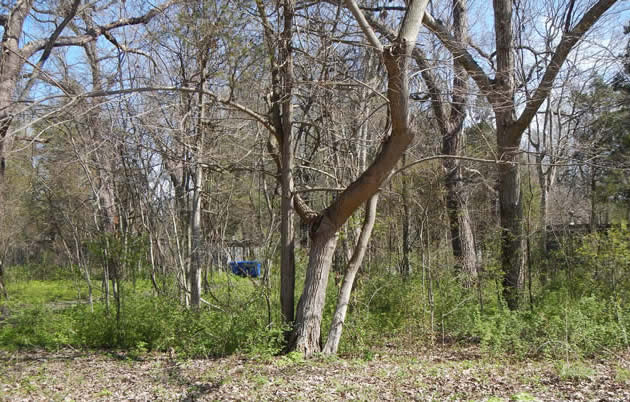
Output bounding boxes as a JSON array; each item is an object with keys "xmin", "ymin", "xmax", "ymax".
[{"xmin": 286, "ymin": 0, "xmax": 431, "ymax": 356}]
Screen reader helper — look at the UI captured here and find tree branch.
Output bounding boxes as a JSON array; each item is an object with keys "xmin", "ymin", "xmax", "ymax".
[
  {"xmin": 21, "ymin": 0, "xmax": 178, "ymax": 57},
  {"xmin": 423, "ymin": 12, "xmax": 496, "ymax": 102},
  {"xmin": 364, "ymin": 13, "xmax": 449, "ymax": 135},
  {"xmin": 514, "ymin": 0, "xmax": 618, "ymax": 133},
  {"xmin": 343, "ymin": 0, "xmax": 383, "ymax": 52},
  {"xmin": 398, "ymin": 0, "xmax": 430, "ymax": 47}
]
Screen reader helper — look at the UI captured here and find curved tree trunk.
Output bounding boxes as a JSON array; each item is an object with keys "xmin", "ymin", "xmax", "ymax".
[
  {"xmin": 323, "ymin": 194, "xmax": 378, "ymax": 355},
  {"xmin": 289, "ymin": 0, "xmax": 430, "ymax": 356}
]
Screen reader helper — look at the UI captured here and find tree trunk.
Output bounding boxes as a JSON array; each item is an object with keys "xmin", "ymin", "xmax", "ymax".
[
  {"xmin": 323, "ymin": 194, "xmax": 378, "ymax": 355},
  {"xmin": 590, "ymin": 174, "xmax": 597, "ymax": 232},
  {"xmin": 0, "ymin": 0, "xmax": 33, "ymax": 184},
  {"xmin": 400, "ymin": 156, "xmax": 411, "ymax": 276},
  {"xmin": 189, "ymin": 88, "xmax": 206, "ymax": 310},
  {"xmin": 498, "ymin": 142, "xmax": 523, "ymax": 310},
  {"xmin": 536, "ymin": 155, "xmax": 549, "ymax": 283},
  {"xmin": 0, "ymin": 259, "xmax": 7, "ymax": 300},
  {"xmin": 423, "ymin": 0, "xmax": 618, "ymax": 309},
  {"xmin": 458, "ymin": 203, "xmax": 477, "ymax": 284},
  {"xmin": 443, "ymin": 152, "xmax": 477, "ymax": 285},
  {"xmin": 279, "ymin": 0, "xmax": 296, "ymax": 324},
  {"xmin": 290, "ymin": 216, "xmax": 338, "ymax": 356},
  {"xmin": 289, "ymin": 0, "xmax": 430, "ymax": 356},
  {"xmin": 256, "ymin": 0, "xmax": 297, "ymax": 324}
]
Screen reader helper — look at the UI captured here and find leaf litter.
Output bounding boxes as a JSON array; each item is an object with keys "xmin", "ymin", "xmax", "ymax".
[{"xmin": 0, "ymin": 346, "xmax": 629, "ymax": 401}]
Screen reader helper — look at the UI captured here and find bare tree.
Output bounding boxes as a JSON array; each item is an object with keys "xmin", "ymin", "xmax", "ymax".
[
  {"xmin": 0, "ymin": 0, "xmax": 176, "ymax": 184},
  {"xmin": 424, "ymin": 0, "xmax": 620, "ymax": 308},
  {"xmin": 256, "ymin": 0, "xmax": 298, "ymax": 325}
]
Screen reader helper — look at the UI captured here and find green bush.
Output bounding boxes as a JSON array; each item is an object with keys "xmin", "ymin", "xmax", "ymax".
[
  {"xmin": 0, "ymin": 305, "xmax": 75, "ymax": 349},
  {"xmin": 468, "ymin": 291, "xmax": 630, "ymax": 358}
]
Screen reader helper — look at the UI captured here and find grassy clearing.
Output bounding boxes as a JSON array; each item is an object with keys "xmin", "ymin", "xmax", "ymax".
[{"xmin": 4, "ymin": 279, "xmax": 89, "ymax": 305}]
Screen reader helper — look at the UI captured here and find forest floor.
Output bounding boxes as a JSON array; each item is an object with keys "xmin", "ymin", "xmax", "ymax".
[{"xmin": 1, "ymin": 346, "xmax": 629, "ymax": 401}]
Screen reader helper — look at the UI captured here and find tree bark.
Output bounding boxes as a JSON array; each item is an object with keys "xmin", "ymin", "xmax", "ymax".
[
  {"xmin": 189, "ymin": 86, "xmax": 207, "ymax": 310},
  {"xmin": 497, "ymin": 142, "xmax": 523, "ymax": 310},
  {"xmin": 323, "ymin": 194, "xmax": 378, "ymax": 355},
  {"xmin": 279, "ymin": 0, "xmax": 296, "ymax": 324},
  {"xmin": 290, "ymin": 216, "xmax": 338, "ymax": 355}
]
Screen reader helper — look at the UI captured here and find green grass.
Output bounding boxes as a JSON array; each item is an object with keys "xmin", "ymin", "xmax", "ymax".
[
  {"xmin": 555, "ymin": 361, "xmax": 596, "ymax": 381},
  {"xmin": 4, "ymin": 280, "xmax": 88, "ymax": 305},
  {"xmin": 614, "ymin": 366, "xmax": 630, "ymax": 383},
  {"xmin": 0, "ymin": 273, "xmax": 285, "ymax": 357}
]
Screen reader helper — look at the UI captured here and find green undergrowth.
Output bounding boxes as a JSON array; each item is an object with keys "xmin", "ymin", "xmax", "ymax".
[
  {"xmin": 0, "ymin": 273, "xmax": 286, "ymax": 359},
  {"xmin": 2, "ymin": 272, "xmax": 629, "ymax": 360},
  {"xmin": 336, "ymin": 270, "xmax": 630, "ymax": 359},
  {"xmin": 2, "ymin": 225, "xmax": 630, "ymax": 360}
]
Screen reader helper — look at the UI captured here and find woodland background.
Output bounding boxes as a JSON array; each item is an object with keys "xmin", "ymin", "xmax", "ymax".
[{"xmin": 0, "ymin": 0, "xmax": 629, "ymax": 364}]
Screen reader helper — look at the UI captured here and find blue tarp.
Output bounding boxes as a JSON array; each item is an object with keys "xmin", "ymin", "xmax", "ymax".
[{"xmin": 229, "ymin": 261, "xmax": 261, "ymax": 278}]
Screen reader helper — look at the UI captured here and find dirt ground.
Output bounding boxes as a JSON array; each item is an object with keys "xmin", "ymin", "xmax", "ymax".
[{"xmin": 1, "ymin": 346, "xmax": 629, "ymax": 401}]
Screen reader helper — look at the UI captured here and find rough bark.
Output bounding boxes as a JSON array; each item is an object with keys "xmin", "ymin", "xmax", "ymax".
[
  {"xmin": 323, "ymin": 194, "xmax": 379, "ymax": 355},
  {"xmin": 497, "ymin": 144, "xmax": 523, "ymax": 310},
  {"xmin": 291, "ymin": 217, "xmax": 338, "ymax": 354},
  {"xmin": 279, "ymin": 0, "xmax": 296, "ymax": 324},
  {"xmin": 492, "ymin": 0, "xmax": 523, "ymax": 309}
]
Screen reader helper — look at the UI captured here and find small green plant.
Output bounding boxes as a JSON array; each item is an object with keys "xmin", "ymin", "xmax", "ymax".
[
  {"xmin": 96, "ymin": 388, "xmax": 112, "ymax": 397},
  {"xmin": 252, "ymin": 374, "xmax": 269, "ymax": 388},
  {"xmin": 362, "ymin": 349, "xmax": 374, "ymax": 361},
  {"xmin": 555, "ymin": 361, "xmax": 595, "ymax": 381},
  {"xmin": 615, "ymin": 366, "xmax": 630, "ymax": 383},
  {"xmin": 275, "ymin": 350, "xmax": 305, "ymax": 367}
]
